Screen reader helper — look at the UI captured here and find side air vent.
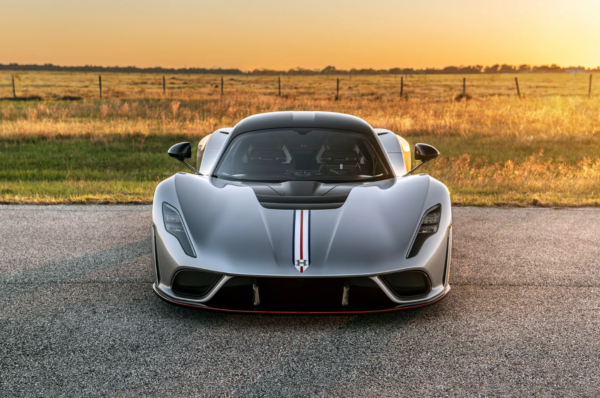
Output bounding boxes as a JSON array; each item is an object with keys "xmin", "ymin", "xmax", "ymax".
[
  {"xmin": 382, "ymin": 271, "xmax": 431, "ymax": 297},
  {"xmin": 152, "ymin": 225, "xmax": 160, "ymax": 285},
  {"xmin": 172, "ymin": 270, "xmax": 222, "ymax": 297}
]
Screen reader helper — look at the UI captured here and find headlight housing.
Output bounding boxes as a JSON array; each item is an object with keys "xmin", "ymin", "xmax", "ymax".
[
  {"xmin": 162, "ymin": 202, "xmax": 196, "ymax": 257},
  {"xmin": 407, "ymin": 204, "xmax": 441, "ymax": 258}
]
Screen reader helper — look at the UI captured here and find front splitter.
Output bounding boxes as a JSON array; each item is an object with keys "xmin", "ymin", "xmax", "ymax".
[{"xmin": 152, "ymin": 283, "xmax": 451, "ymax": 315}]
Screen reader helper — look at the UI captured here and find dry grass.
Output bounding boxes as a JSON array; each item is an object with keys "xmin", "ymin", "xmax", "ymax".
[
  {"xmin": 1, "ymin": 95, "xmax": 599, "ymax": 141},
  {"xmin": 424, "ymin": 151, "xmax": 600, "ymax": 206},
  {"xmin": 1, "ymin": 71, "xmax": 599, "ymax": 205}
]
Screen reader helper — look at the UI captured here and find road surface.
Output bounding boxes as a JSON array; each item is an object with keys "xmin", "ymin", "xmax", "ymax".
[{"xmin": 1, "ymin": 205, "xmax": 599, "ymax": 397}]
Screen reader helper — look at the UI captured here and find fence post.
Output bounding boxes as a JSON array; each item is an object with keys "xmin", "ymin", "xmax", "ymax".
[
  {"xmin": 335, "ymin": 78, "xmax": 339, "ymax": 100},
  {"xmin": 163, "ymin": 76, "xmax": 166, "ymax": 95},
  {"xmin": 12, "ymin": 75, "xmax": 16, "ymax": 99},
  {"xmin": 589, "ymin": 74, "xmax": 593, "ymax": 98},
  {"xmin": 400, "ymin": 76, "xmax": 404, "ymax": 97},
  {"xmin": 278, "ymin": 76, "xmax": 281, "ymax": 97},
  {"xmin": 221, "ymin": 76, "xmax": 224, "ymax": 96},
  {"xmin": 99, "ymin": 75, "xmax": 102, "ymax": 99},
  {"xmin": 514, "ymin": 77, "xmax": 521, "ymax": 98},
  {"xmin": 463, "ymin": 78, "xmax": 466, "ymax": 95}
]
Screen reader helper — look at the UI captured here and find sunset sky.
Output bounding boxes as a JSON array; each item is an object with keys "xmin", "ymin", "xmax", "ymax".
[{"xmin": 1, "ymin": 0, "xmax": 599, "ymax": 70}]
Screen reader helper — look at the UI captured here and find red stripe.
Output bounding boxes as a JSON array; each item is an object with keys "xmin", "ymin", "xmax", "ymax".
[{"xmin": 299, "ymin": 210, "xmax": 304, "ymax": 260}]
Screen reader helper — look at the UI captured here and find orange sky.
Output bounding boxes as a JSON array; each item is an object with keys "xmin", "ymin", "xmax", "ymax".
[{"xmin": 1, "ymin": 0, "xmax": 599, "ymax": 70}]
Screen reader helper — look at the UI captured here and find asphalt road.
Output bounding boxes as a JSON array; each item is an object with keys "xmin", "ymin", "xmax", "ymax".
[{"xmin": 1, "ymin": 205, "xmax": 599, "ymax": 397}]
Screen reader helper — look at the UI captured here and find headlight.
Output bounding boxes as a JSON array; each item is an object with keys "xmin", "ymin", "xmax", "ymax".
[
  {"xmin": 162, "ymin": 202, "xmax": 196, "ymax": 257},
  {"xmin": 407, "ymin": 204, "xmax": 441, "ymax": 258}
]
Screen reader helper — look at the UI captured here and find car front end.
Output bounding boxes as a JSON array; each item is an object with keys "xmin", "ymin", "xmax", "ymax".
[{"xmin": 152, "ymin": 172, "xmax": 451, "ymax": 314}]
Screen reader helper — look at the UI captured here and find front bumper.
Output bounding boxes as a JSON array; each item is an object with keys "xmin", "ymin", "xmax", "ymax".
[
  {"xmin": 153, "ymin": 272, "xmax": 451, "ymax": 314},
  {"xmin": 152, "ymin": 222, "xmax": 453, "ymax": 314}
]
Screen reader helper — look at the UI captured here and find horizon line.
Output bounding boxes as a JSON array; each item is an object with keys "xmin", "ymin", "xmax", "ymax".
[{"xmin": 1, "ymin": 62, "xmax": 599, "ymax": 75}]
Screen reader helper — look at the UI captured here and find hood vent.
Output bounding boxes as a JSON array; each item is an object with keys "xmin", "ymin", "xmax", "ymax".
[{"xmin": 248, "ymin": 181, "xmax": 355, "ymax": 210}]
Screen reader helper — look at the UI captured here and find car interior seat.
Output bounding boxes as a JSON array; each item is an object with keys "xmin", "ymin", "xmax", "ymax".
[
  {"xmin": 320, "ymin": 135, "xmax": 360, "ymax": 175},
  {"xmin": 244, "ymin": 137, "xmax": 288, "ymax": 174}
]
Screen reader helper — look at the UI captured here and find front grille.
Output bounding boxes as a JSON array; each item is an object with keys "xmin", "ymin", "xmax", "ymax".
[
  {"xmin": 258, "ymin": 278, "xmax": 345, "ymax": 306},
  {"xmin": 207, "ymin": 277, "xmax": 394, "ymax": 312}
]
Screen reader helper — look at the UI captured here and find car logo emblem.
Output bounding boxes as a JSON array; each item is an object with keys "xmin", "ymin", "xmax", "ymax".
[{"xmin": 293, "ymin": 210, "xmax": 310, "ymax": 273}]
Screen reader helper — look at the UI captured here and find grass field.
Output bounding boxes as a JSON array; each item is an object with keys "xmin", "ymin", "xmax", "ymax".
[{"xmin": 1, "ymin": 71, "xmax": 599, "ymax": 206}]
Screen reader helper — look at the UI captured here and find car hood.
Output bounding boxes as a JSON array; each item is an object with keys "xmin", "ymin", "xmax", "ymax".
[{"xmin": 175, "ymin": 173, "xmax": 431, "ymax": 277}]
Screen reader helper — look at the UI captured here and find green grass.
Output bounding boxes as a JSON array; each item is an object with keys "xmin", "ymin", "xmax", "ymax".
[
  {"xmin": 0, "ymin": 135, "xmax": 197, "ymax": 181},
  {"xmin": 0, "ymin": 136, "xmax": 196, "ymax": 203}
]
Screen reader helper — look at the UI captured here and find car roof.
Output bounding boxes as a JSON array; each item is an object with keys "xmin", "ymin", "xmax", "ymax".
[{"xmin": 229, "ymin": 111, "xmax": 375, "ymax": 139}]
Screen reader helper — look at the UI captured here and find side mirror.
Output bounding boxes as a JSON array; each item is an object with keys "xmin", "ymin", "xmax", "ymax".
[
  {"xmin": 403, "ymin": 143, "xmax": 440, "ymax": 177},
  {"xmin": 168, "ymin": 142, "xmax": 192, "ymax": 161},
  {"xmin": 414, "ymin": 143, "xmax": 439, "ymax": 162},
  {"xmin": 168, "ymin": 142, "xmax": 200, "ymax": 174}
]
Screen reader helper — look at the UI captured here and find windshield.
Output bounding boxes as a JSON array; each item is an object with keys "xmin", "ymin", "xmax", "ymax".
[{"xmin": 214, "ymin": 128, "xmax": 392, "ymax": 183}]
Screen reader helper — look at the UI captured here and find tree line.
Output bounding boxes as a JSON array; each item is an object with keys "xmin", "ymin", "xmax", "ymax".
[{"xmin": 1, "ymin": 63, "xmax": 598, "ymax": 75}]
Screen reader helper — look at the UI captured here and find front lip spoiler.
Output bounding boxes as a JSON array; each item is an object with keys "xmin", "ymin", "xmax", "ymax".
[{"xmin": 152, "ymin": 283, "xmax": 451, "ymax": 315}]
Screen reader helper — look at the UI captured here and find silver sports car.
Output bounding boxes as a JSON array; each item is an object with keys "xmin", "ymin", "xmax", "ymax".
[{"xmin": 152, "ymin": 111, "xmax": 451, "ymax": 313}]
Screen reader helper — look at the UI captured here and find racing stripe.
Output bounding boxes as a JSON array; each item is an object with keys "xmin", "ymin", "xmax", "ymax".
[{"xmin": 293, "ymin": 210, "xmax": 310, "ymax": 273}]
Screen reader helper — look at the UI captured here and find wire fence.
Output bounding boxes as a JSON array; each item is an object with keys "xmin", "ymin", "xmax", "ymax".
[{"xmin": 0, "ymin": 72, "xmax": 595, "ymax": 101}]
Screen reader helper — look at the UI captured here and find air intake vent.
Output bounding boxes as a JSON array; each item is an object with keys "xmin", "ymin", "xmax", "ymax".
[
  {"xmin": 249, "ymin": 181, "xmax": 353, "ymax": 210},
  {"xmin": 172, "ymin": 270, "xmax": 221, "ymax": 297},
  {"xmin": 382, "ymin": 271, "xmax": 431, "ymax": 297}
]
